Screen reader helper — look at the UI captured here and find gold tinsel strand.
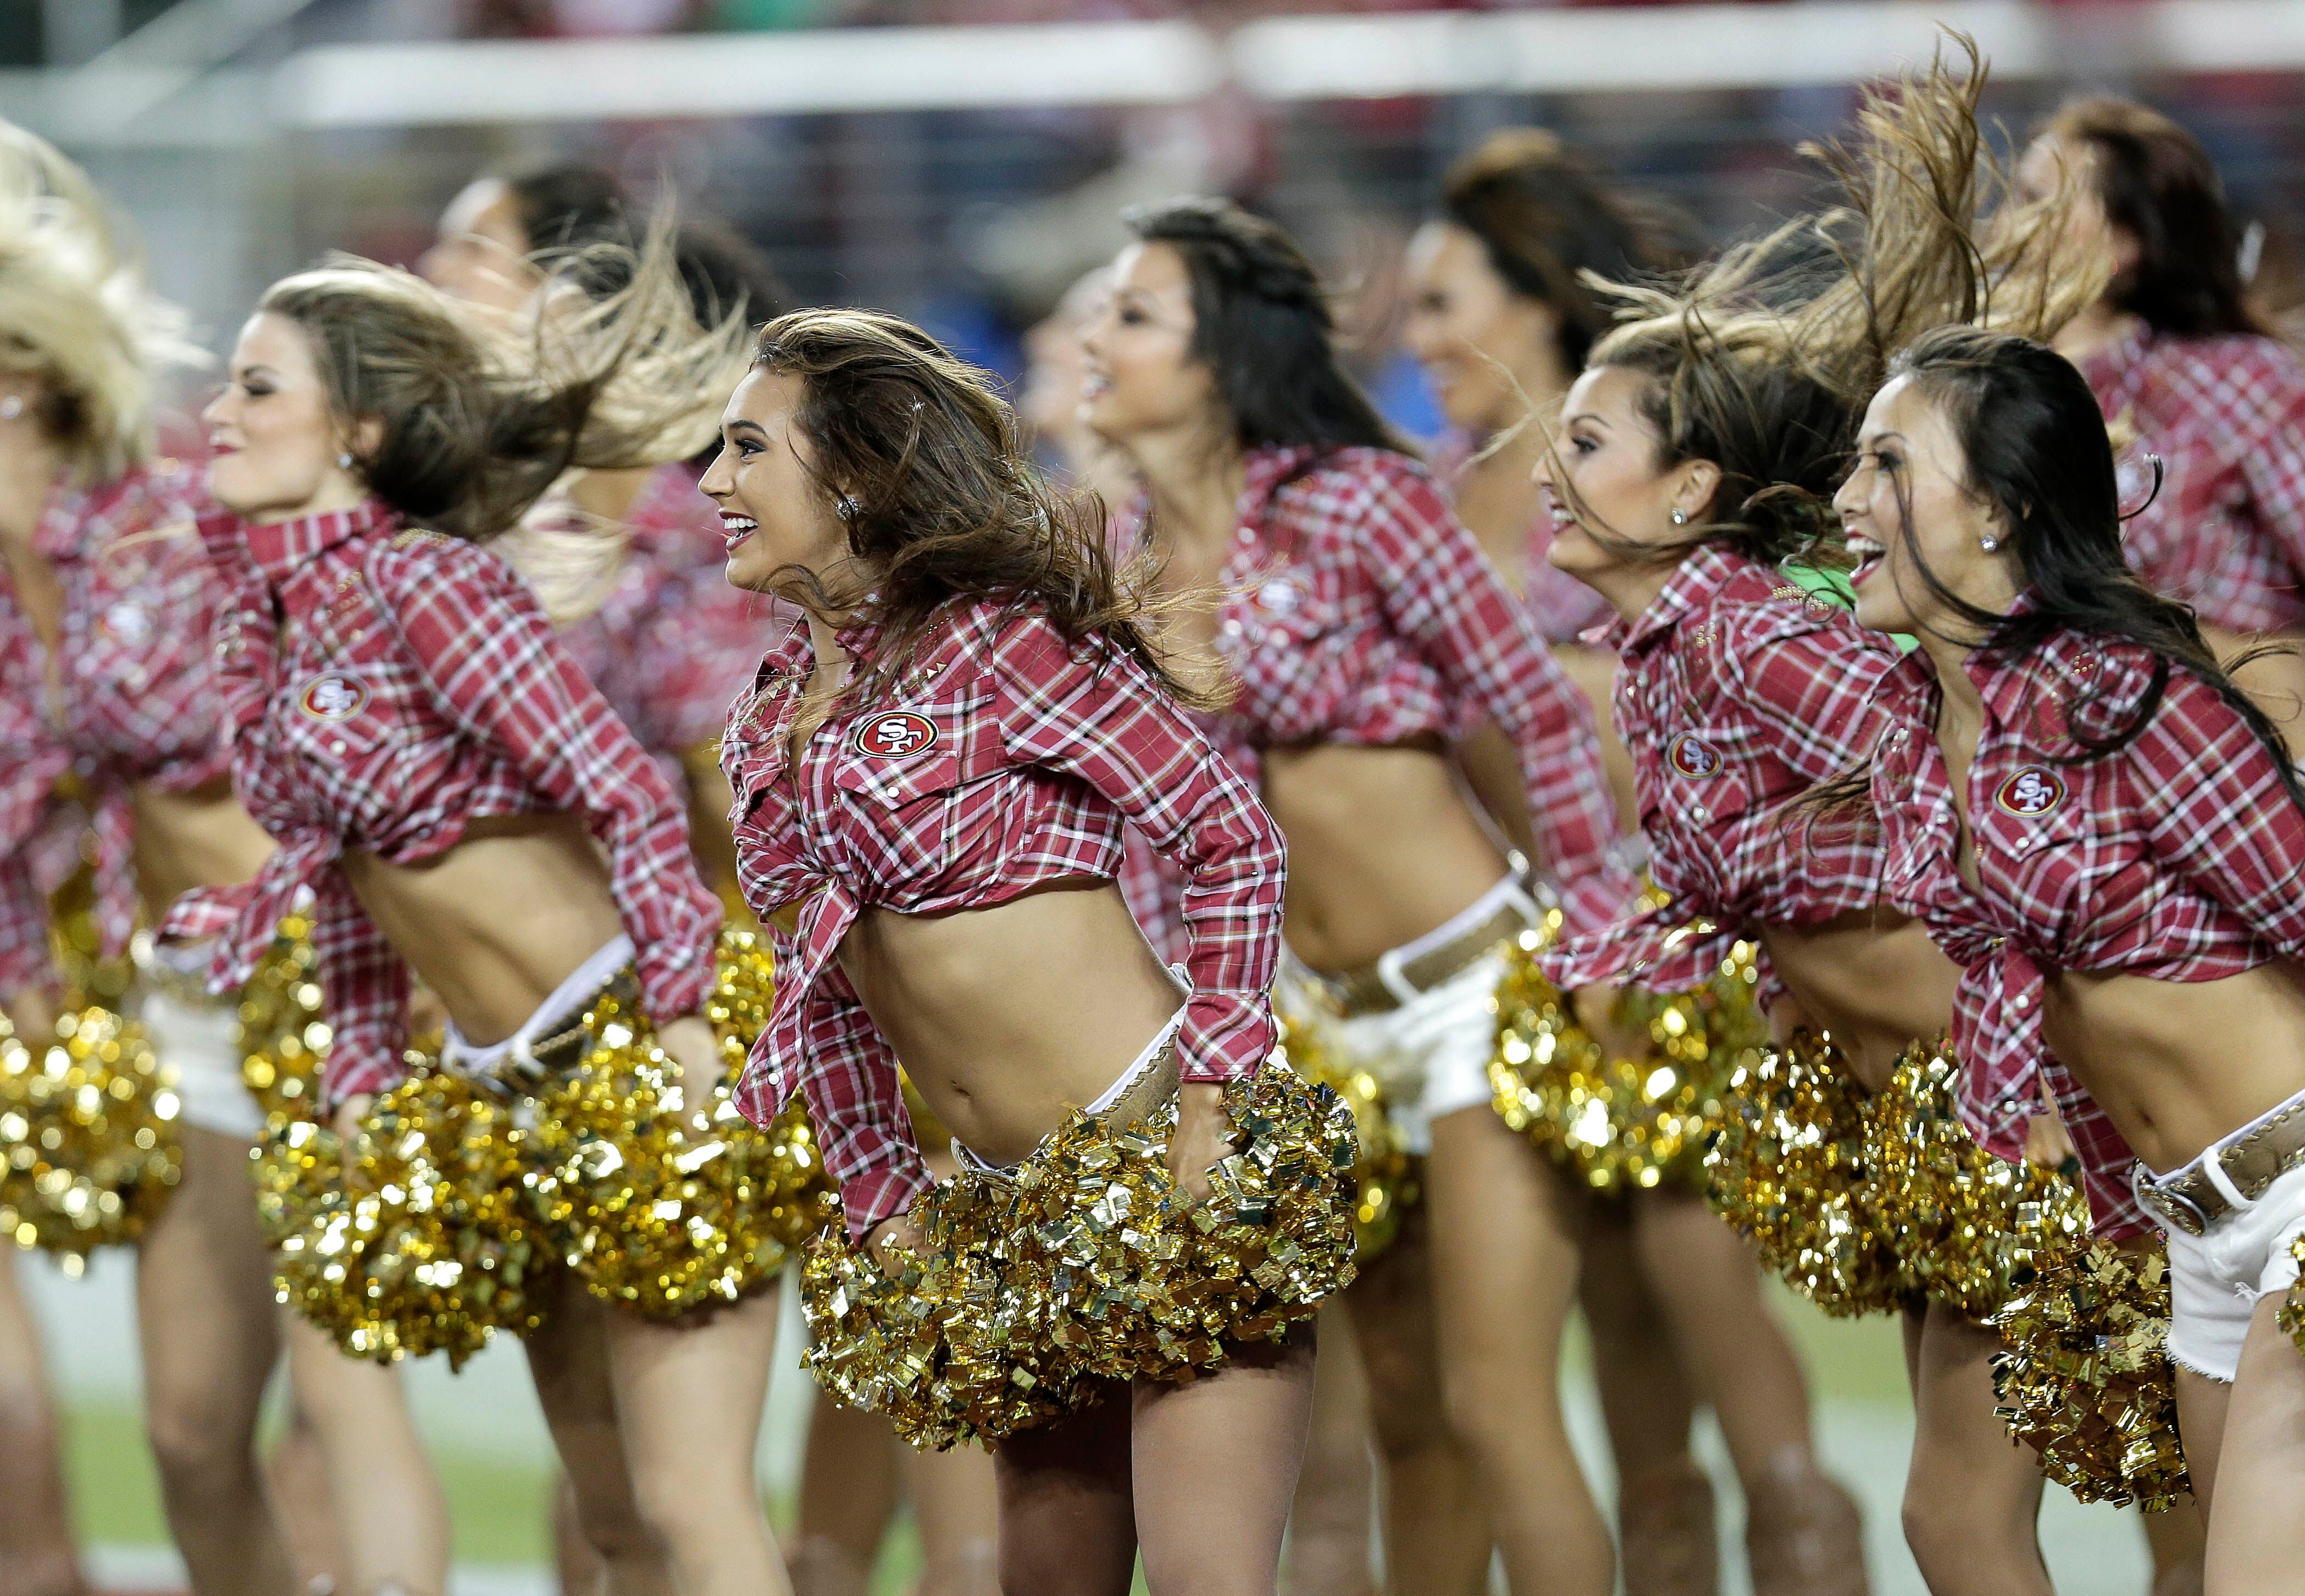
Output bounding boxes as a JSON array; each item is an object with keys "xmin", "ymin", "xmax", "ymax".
[
  {"xmin": 1272, "ymin": 1015, "xmax": 1418, "ymax": 1261},
  {"xmin": 2279, "ymin": 1239, "xmax": 2305, "ymax": 1364},
  {"xmin": 257, "ymin": 1066, "xmax": 548, "ymax": 1367},
  {"xmin": 235, "ymin": 914, "xmax": 329, "ymax": 1132},
  {"xmin": 802, "ymin": 1061, "xmax": 1359, "ymax": 1450},
  {"xmin": 1863, "ymin": 1040, "xmax": 2091, "ymax": 1321},
  {"xmin": 1489, "ymin": 911, "xmax": 1766, "ymax": 1194},
  {"xmin": 1991, "ymin": 1228, "xmax": 2188, "ymax": 1510},
  {"xmin": 0, "ymin": 1005, "xmax": 181, "ymax": 1267},
  {"xmin": 1705, "ymin": 1030, "xmax": 1909, "ymax": 1316},
  {"xmin": 523, "ymin": 929, "xmax": 834, "ymax": 1316}
]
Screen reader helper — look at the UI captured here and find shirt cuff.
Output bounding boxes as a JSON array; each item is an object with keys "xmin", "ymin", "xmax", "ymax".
[
  {"xmin": 1552, "ymin": 860, "xmax": 1644, "ymax": 941},
  {"xmin": 839, "ymin": 1158, "xmax": 937, "ymax": 1243},
  {"xmin": 320, "ymin": 1047, "xmax": 412, "ymax": 1110},
  {"xmin": 635, "ymin": 930, "xmax": 718, "ymax": 1026},
  {"xmin": 1176, "ymin": 993, "xmax": 1276, "ymax": 1084}
]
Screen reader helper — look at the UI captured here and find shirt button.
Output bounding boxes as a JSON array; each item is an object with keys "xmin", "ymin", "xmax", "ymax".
[
  {"xmin": 329, "ymin": 740, "xmax": 346, "ymax": 755},
  {"xmin": 1692, "ymin": 805, "xmax": 1709, "ymax": 821},
  {"xmin": 2013, "ymin": 993, "xmax": 2030, "ymax": 1010}
]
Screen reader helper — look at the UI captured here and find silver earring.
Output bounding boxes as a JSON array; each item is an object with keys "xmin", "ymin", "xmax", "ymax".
[
  {"xmin": 835, "ymin": 494, "xmax": 861, "ymax": 523},
  {"xmin": 336, "ymin": 451, "xmax": 354, "ymax": 470},
  {"xmin": 1980, "ymin": 533, "xmax": 2001, "ymax": 553},
  {"xmin": 0, "ymin": 396, "xmax": 23, "ymax": 421},
  {"xmin": 1670, "ymin": 507, "xmax": 1688, "ymax": 526}
]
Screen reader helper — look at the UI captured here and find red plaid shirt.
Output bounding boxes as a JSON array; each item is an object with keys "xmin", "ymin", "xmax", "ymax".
[
  {"xmin": 1, "ymin": 460, "xmax": 229, "ymax": 994},
  {"xmin": 163, "ymin": 498, "xmax": 721, "ymax": 1104},
  {"xmin": 1864, "ymin": 614, "xmax": 2305, "ymax": 1238},
  {"xmin": 722, "ymin": 599, "xmax": 1287, "ymax": 1238},
  {"xmin": 548, "ymin": 464, "xmax": 779, "ymax": 788},
  {"xmin": 2085, "ymin": 326, "xmax": 2305, "ymax": 633},
  {"xmin": 1120, "ymin": 444, "xmax": 1632, "ymax": 933},
  {"xmin": 1542, "ymin": 545, "xmax": 1900, "ymax": 997}
]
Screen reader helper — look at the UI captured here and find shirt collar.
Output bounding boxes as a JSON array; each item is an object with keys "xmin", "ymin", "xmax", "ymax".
[
  {"xmin": 1237, "ymin": 444, "xmax": 1321, "ymax": 527},
  {"xmin": 240, "ymin": 497, "xmax": 401, "ymax": 588},
  {"xmin": 1898, "ymin": 592, "xmax": 2119, "ymax": 733},
  {"xmin": 1615, "ymin": 540, "xmax": 1752, "ymax": 653}
]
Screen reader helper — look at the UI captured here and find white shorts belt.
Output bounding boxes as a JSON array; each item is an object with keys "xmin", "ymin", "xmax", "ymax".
[{"xmin": 2142, "ymin": 1084, "xmax": 2305, "ymax": 1383}]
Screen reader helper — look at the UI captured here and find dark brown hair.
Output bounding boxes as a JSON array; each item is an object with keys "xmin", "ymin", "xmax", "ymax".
[
  {"xmin": 748, "ymin": 307, "xmax": 1206, "ymax": 707},
  {"xmin": 2041, "ymin": 97, "xmax": 2264, "ymax": 337},
  {"xmin": 261, "ymin": 221, "xmax": 751, "ymax": 541},
  {"xmin": 1440, "ymin": 129, "xmax": 1698, "ymax": 373}
]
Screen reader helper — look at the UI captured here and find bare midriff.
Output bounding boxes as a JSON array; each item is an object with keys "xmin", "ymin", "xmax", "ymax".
[
  {"xmin": 340, "ymin": 810, "xmax": 627, "ymax": 1045},
  {"xmin": 131, "ymin": 777, "xmax": 274, "ymax": 918},
  {"xmin": 1264, "ymin": 738, "xmax": 1513, "ymax": 973},
  {"xmin": 2041, "ymin": 962, "xmax": 2305, "ymax": 1173},
  {"xmin": 1758, "ymin": 909, "xmax": 1963, "ymax": 1092},
  {"xmin": 838, "ymin": 878, "xmax": 1185, "ymax": 1165}
]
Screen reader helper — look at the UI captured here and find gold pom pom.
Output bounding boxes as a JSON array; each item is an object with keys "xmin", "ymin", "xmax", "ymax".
[
  {"xmin": 235, "ymin": 915, "xmax": 330, "ymax": 1132},
  {"xmin": 1491, "ymin": 915, "xmax": 1766, "ymax": 1194},
  {"xmin": 1991, "ymin": 1228, "xmax": 2188, "ymax": 1510},
  {"xmin": 0, "ymin": 1005, "xmax": 182, "ymax": 1267},
  {"xmin": 1863, "ymin": 1041, "xmax": 2091, "ymax": 1321},
  {"xmin": 525, "ymin": 929, "xmax": 833, "ymax": 1316},
  {"xmin": 802, "ymin": 1062, "xmax": 1359, "ymax": 1450},
  {"xmin": 256, "ymin": 1067, "xmax": 547, "ymax": 1368},
  {"xmin": 1705, "ymin": 1030, "xmax": 1908, "ymax": 1316},
  {"xmin": 2281, "ymin": 1239, "xmax": 2305, "ymax": 1362},
  {"xmin": 1273, "ymin": 1015, "xmax": 1419, "ymax": 1261}
]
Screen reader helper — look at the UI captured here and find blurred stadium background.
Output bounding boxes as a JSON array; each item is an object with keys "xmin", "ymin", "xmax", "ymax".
[{"xmin": 7, "ymin": 1, "xmax": 2301, "ymax": 1591}]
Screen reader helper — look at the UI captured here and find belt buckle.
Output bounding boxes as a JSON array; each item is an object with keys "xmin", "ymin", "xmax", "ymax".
[{"xmin": 2133, "ymin": 1165, "xmax": 2209, "ymax": 1237}]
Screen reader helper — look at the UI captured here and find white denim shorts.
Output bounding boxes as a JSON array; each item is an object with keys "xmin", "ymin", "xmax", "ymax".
[
  {"xmin": 1277, "ymin": 879, "xmax": 1531, "ymax": 1156},
  {"xmin": 2142, "ymin": 1089, "xmax": 2305, "ymax": 1383},
  {"xmin": 137, "ymin": 939, "xmax": 263, "ymax": 1141}
]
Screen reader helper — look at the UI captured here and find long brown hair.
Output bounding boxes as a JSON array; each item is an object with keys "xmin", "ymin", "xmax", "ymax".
[
  {"xmin": 748, "ymin": 307, "xmax": 1208, "ymax": 707},
  {"xmin": 2041, "ymin": 96, "xmax": 2265, "ymax": 338},
  {"xmin": 1559, "ymin": 36, "xmax": 2105, "ymax": 569},
  {"xmin": 259, "ymin": 218, "xmax": 751, "ymax": 542}
]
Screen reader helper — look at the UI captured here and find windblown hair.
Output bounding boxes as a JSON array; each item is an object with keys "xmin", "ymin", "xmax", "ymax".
[
  {"xmin": 1122, "ymin": 197, "xmax": 1408, "ymax": 458},
  {"xmin": 1562, "ymin": 36, "xmax": 2108, "ymax": 568},
  {"xmin": 749, "ymin": 307, "xmax": 1207, "ymax": 707},
  {"xmin": 1440, "ymin": 129, "xmax": 1698, "ymax": 372},
  {"xmin": 1875, "ymin": 325, "xmax": 2304, "ymax": 805},
  {"xmin": 259, "ymin": 218, "xmax": 753, "ymax": 542},
  {"xmin": 2041, "ymin": 97, "xmax": 2265, "ymax": 338},
  {"xmin": 0, "ymin": 120, "xmax": 204, "ymax": 481}
]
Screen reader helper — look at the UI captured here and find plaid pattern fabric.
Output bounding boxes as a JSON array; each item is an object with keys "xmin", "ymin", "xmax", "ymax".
[
  {"xmin": 1120, "ymin": 444, "xmax": 1632, "ymax": 934},
  {"xmin": 553, "ymin": 463, "xmax": 780, "ymax": 787},
  {"xmin": 2086, "ymin": 326, "xmax": 2305, "ymax": 634},
  {"xmin": 722, "ymin": 600, "xmax": 1287, "ymax": 1237},
  {"xmin": 0, "ymin": 459, "xmax": 227, "ymax": 993},
  {"xmin": 1543, "ymin": 545, "xmax": 1900, "ymax": 997},
  {"xmin": 162, "ymin": 499, "xmax": 720, "ymax": 1104},
  {"xmin": 1865, "ymin": 616, "xmax": 2305, "ymax": 1238}
]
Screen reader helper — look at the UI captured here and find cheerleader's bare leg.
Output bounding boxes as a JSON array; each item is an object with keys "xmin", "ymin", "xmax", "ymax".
[
  {"xmin": 1427, "ymin": 1102, "xmax": 1616, "ymax": 1596},
  {"xmin": 898, "ymin": 1390, "xmax": 1001, "ymax": 1596},
  {"xmin": 2195, "ymin": 1299, "xmax": 2305, "ymax": 1594},
  {"xmin": 0, "ymin": 1245, "xmax": 83, "ymax": 1596},
  {"xmin": 132, "ymin": 1123, "xmax": 296, "ymax": 1596},
  {"xmin": 791, "ymin": 1395, "xmax": 901, "ymax": 1595},
  {"xmin": 1335, "ymin": 1208, "xmax": 1489, "ymax": 1596},
  {"xmin": 1897, "ymin": 1303, "xmax": 2049, "ymax": 1596},
  {"xmin": 991, "ymin": 1385, "xmax": 1138, "ymax": 1596},
  {"xmin": 1278, "ymin": 1306, "xmax": 1379, "ymax": 1596},
  {"xmin": 282, "ymin": 1312, "xmax": 451, "ymax": 1596}
]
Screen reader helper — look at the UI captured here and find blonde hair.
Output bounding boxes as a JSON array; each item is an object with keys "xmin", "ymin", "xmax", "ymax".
[
  {"xmin": 258, "ymin": 217, "xmax": 753, "ymax": 542},
  {"xmin": 0, "ymin": 120, "xmax": 203, "ymax": 480},
  {"xmin": 1566, "ymin": 34, "xmax": 2108, "ymax": 564}
]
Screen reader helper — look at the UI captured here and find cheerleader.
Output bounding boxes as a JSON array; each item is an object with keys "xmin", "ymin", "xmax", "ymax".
[
  {"xmin": 1083, "ymin": 198, "xmax": 1637, "ymax": 1596},
  {"xmin": 1838, "ymin": 318, "xmax": 2305, "ymax": 1593},
  {"xmin": 708, "ymin": 307, "xmax": 1352, "ymax": 1595},
  {"xmin": 1528, "ymin": 53, "xmax": 2143, "ymax": 1594},
  {"xmin": 1406, "ymin": 128, "xmax": 1844, "ymax": 1594},
  {"xmin": 2020, "ymin": 99, "xmax": 2305, "ymax": 749},
  {"xmin": 170, "ymin": 231, "xmax": 791, "ymax": 1595},
  {"xmin": 0, "ymin": 124, "xmax": 448, "ymax": 1596}
]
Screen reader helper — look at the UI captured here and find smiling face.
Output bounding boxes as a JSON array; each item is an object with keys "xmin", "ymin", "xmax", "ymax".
[
  {"xmin": 201, "ymin": 312, "xmax": 370, "ymax": 524},
  {"xmin": 417, "ymin": 178, "xmax": 542, "ymax": 314},
  {"xmin": 1837, "ymin": 374, "xmax": 2018, "ymax": 638},
  {"xmin": 698, "ymin": 368, "xmax": 852, "ymax": 598},
  {"xmin": 1532, "ymin": 363, "xmax": 1719, "ymax": 614},
  {"xmin": 1076, "ymin": 241, "xmax": 1220, "ymax": 451},
  {"xmin": 1401, "ymin": 220, "xmax": 1563, "ymax": 433}
]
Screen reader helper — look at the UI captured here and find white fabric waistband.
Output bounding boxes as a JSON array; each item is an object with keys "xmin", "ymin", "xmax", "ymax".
[
  {"xmin": 441, "ymin": 933, "xmax": 635, "ymax": 1080},
  {"xmin": 1281, "ymin": 873, "xmax": 1542, "ymax": 1002},
  {"xmin": 956, "ymin": 985, "xmax": 1190, "ymax": 1176}
]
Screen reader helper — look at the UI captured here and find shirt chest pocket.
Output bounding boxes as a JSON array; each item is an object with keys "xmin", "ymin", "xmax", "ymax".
[
  {"xmin": 1645, "ymin": 721, "xmax": 1762, "ymax": 835},
  {"xmin": 829, "ymin": 672, "xmax": 1004, "ymax": 807},
  {"xmin": 277, "ymin": 659, "xmax": 411, "ymax": 770},
  {"xmin": 1971, "ymin": 769, "xmax": 2095, "ymax": 919}
]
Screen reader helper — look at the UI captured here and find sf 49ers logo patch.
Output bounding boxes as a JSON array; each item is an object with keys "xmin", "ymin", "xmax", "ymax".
[
  {"xmin": 1669, "ymin": 733, "xmax": 1724, "ymax": 778},
  {"xmin": 1996, "ymin": 766, "xmax": 2066, "ymax": 818},
  {"xmin": 297, "ymin": 672, "xmax": 369, "ymax": 723},
  {"xmin": 854, "ymin": 710, "xmax": 938, "ymax": 758}
]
